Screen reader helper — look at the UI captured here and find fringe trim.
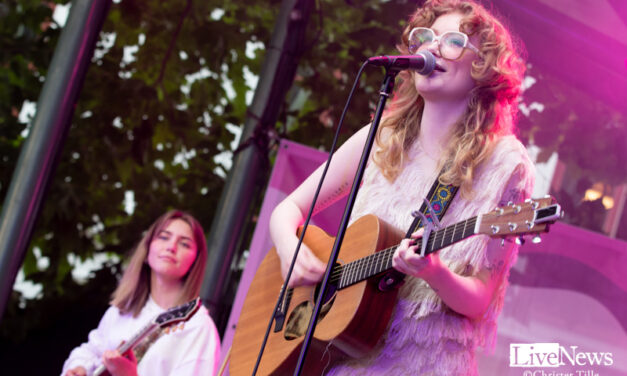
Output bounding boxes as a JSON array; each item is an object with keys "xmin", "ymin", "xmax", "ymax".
[{"xmin": 336, "ymin": 135, "xmax": 535, "ymax": 374}]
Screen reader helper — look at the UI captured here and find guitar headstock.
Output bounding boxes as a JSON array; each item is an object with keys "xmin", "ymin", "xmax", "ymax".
[
  {"xmin": 478, "ymin": 196, "xmax": 562, "ymax": 240},
  {"xmin": 154, "ymin": 297, "xmax": 201, "ymax": 328}
]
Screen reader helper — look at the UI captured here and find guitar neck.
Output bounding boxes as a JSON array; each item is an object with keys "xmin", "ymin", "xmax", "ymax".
[
  {"xmin": 92, "ymin": 298, "xmax": 200, "ymax": 376},
  {"xmin": 334, "ymin": 216, "xmax": 479, "ymax": 289},
  {"xmin": 119, "ymin": 321, "xmax": 159, "ymax": 353}
]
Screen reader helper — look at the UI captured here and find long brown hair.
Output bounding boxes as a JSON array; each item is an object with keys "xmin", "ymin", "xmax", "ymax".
[
  {"xmin": 110, "ymin": 210, "xmax": 208, "ymax": 316},
  {"xmin": 373, "ymin": 0, "xmax": 525, "ymax": 197}
]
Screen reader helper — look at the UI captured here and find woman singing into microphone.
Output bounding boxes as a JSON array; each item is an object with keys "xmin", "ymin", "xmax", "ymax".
[{"xmin": 269, "ymin": 0, "xmax": 534, "ymax": 374}]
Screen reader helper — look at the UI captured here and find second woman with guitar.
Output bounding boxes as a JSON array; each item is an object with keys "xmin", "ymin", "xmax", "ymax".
[
  {"xmin": 62, "ymin": 210, "xmax": 221, "ymax": 376},
  {"xmin": 269, "ymin": 0, "xmax": 535, "ymax": 374}
]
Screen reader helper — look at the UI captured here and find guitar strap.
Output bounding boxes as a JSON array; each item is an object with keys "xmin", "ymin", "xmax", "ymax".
[
  {"xmin": 379, "ymin": 171, "xmax": 458, "ymax": 291},
  {"xmin": 405, "ymin": 174, "xmax": 459, "ymax": 237}
]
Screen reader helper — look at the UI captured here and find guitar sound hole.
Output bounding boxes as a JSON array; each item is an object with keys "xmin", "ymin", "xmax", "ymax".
[{"xmin": 283, "ymin": 282, "xmax": 337, "ymax": 341}]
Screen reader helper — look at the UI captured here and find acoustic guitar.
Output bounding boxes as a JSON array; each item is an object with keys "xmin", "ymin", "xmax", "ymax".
[
  {"xmin": 230, "ymin": 197, "xmax": 562, "ymax": 375},
  {"xmin": 93, "ymin": 297, "xmax": 201, "ymax": 376}
]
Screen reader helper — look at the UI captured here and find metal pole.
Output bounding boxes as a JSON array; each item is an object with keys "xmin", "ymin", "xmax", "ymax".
[
  {"xmin": 293, "ymin": 69, "xmax": 398, "ymax": 375},
  {"xmin": 0, "ymin": 0, "xmax": 111, "ymax": 322},
  {"xmin": 200, "ymin": 0, "xmax": 315, "ymax": 324}
]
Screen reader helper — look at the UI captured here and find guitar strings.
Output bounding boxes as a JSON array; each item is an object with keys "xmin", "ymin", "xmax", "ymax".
[{"xmin": 329, "ymin": 217, "xmax": 477, "ymax": 288}]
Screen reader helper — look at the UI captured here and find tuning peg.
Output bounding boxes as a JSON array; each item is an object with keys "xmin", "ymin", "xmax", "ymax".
[
  {"xmin": 515, "ymin": 236, "xmax": 525, "ymax": 245},
  {"xmin": 500, "ymin": 238, "xmax": 505, "ymax": 247},
  {"xmin": 532, "ymin": 235, "xmax": 542, "ymax": 244}
]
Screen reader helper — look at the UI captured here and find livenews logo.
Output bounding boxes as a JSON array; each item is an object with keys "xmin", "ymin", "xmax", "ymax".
[{"xmin": 510, "ymin": 343, "xmax": 614, "ymax": 367}]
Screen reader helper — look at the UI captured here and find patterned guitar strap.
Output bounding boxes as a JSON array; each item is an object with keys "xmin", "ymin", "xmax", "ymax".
[{"xmin": 378, "ymin": 173, "xmax": 459, "ymax": 291}]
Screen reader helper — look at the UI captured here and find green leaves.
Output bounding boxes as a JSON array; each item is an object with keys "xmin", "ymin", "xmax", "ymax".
[{"xmin": 1, "ymin": 0, "xmax": 625, "ymax": 356}]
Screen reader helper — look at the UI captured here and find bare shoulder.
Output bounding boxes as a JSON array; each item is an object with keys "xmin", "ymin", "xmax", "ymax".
[
  {"xmin": 354, "ymin": 123, "xmax": 373, "ymax": 141},
  {"xmin": 340, "ymin": 124, "xmax": 373, "ymax": 153}
]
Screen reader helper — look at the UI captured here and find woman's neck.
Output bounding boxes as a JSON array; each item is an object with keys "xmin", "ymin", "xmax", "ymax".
[
  {"xmin": 150, "ymin": 274, "xmax": 184, "ymax": 309},
  {"xmin": 418, "ymin": 98, "xmax": 469, "ymax": 159}
]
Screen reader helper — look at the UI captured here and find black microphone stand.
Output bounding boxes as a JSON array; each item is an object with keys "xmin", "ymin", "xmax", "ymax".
[{"xmin": 293, "ymin": 66, "xmax": 400, "ymax": 375}]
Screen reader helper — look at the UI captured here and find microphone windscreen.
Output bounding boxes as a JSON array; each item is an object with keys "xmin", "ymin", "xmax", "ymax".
[{"xmin": 416, "ymin": 51, "xmax": 435, "ymax": 75}]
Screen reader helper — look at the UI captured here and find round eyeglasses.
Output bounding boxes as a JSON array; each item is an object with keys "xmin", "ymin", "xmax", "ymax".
[{"xmin": 408, "ymin": 27, "xmax": 479, "ymax": 61}]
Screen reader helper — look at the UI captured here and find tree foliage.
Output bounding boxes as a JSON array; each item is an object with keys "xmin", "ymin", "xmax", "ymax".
[{"xmin": 0, "ymin": 0, "xmax": 279, "ymax": 370}]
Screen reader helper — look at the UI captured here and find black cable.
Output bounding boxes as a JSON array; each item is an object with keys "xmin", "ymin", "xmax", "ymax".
[
  {"xmin": 251, "ymin": 59, "xmax": 371, "ymax": 375},
  {"xmin": 293, "ymin": 65, "xmax": 398, "ymax": 375}
]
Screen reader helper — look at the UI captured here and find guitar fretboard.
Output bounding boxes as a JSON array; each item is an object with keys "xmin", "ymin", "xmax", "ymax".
[
  {"xmin": 119, "ymin": 321, "xmax": 159, "ymax": 353},
  {"xmin": 331, "ymin": 216, "xmax": 479, "ymax": 289}
]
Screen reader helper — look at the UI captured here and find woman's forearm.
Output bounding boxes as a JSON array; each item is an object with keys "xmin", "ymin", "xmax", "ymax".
[{"xmin": 421, "ymin": 263, "xmax": 494, "ymax": 319}]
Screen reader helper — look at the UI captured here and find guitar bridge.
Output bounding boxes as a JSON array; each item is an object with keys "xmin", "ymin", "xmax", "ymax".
[
  {"xmin": 274, "ymin": 314, "xmax": 285, "ymax": 332},
  {"xmin": 273, "ymin": 287, "xmax": 292, "ymax": 332}
]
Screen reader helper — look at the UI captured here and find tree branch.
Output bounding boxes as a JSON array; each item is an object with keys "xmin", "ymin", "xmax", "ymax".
[{"xmin": 153, "ymin": 0, "xmax": 193, "ymax": 87}]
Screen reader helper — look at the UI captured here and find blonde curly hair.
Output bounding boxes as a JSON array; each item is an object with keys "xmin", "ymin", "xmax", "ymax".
[{"xmin": 373, "ymin": 0, "xmax": 525, "ymax": 197}]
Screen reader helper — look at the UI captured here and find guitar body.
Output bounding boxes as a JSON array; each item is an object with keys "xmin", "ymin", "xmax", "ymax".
[
  {"xmin": 230, "ymin": 197, "xmax": 563, "ymax": 375},
  {"xmin": 230, "ymin": 215, "xmax": 405, "ymax": 375}
]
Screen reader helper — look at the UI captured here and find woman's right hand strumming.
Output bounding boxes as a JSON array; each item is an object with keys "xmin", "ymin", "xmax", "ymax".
[
  {"xmin": 269, "ymin": 126, "xmax": 371, "ymax": 287},
  {"xmin": 276, "ymin": 233, "xmax": 327, "ymax": 287},
  {"xmin": 270, "ymin": 199, "xmax": 326, "ymax": 287}
]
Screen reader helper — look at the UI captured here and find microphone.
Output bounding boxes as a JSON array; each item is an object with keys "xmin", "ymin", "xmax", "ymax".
[{"xmin": 367, "ymin": 51, "xmax": 436, "ymax": 75}]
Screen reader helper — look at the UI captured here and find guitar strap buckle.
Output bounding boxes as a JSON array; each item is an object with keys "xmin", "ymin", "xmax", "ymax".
[
  {"xmin": 377, "ymin": 179, "xmax": 458, "ymax": 292},
  {"xmin": 411, "ymin": 197, "xmax": 444, "ymax": 257}
]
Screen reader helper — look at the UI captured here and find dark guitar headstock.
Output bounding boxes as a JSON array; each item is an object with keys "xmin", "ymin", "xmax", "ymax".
[{"xmin": 154, "ymin": 297, "xmax": 201, "ymax": 327}]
